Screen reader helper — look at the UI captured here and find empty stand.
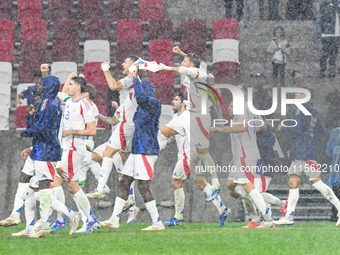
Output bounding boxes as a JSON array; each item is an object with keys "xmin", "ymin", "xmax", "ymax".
[
  {"xmin": 49, "ymin": 0, "xmax": 73, "ymax": 21},
  {"xmin": 96, "ymin": 105, "xmax": 108, "ymax": 129},
  {"xmin": 180, "ymin": 40, "xmax": 206, "ymax": 61},
  {"xmin": 213, "ymin": 39, "xmax": 239, "ymax": 63},
  {"xmin": 152, "ymin": 82, "xmax": 174, "ymax": 104},
  {"xmin": 0, "ymin": 41, "xmax": 14, "ymax": 64},
  {"xmin": 117, "ymin": 19, "xmax": 143, "ymax": 42},
  {"xmin": 51, "ymin": 62, "xmax": 77, "ymax": 84},
  {"xmin": 53, "ymin": 19, "xmax": 79, "ymax": 41},
  {"xmin": 159, "ymin": 104, "xmax": 173, "ymax": 128},
  {"xmin": 85, "ymin": 20, "xmax": 111, "ymax": 41},
  {"xmin": 83, "ymin": 62, "xmax": 107, "ymax": 85},
  {"xmin": 0, "ymin": 62, "xmax": 12, "ymax": 85},
  {"xmin": 116, "ymin": 41, "xmax": 142, "ymax": 69},
  {"xmin": 108, "ymin": 0, "xmax": 134, "ymax": 21},
  {"xmin": 0, "ymin": 20, "xmax": 15, "ymax": 44},
  {"xmin": 21, "ymin": 19, "xmax": 47, "ymax": 42},
  {"xmin": 84, "ymin": 40, "xmax": 110, "ymax": 63},
  {"xmin": 19, "ymin": 61, "xmax": 41, "ymax": 83},
  {"xmin": 0, "ymin": 85, "xmax": 11, "ymax": 108},
  {"xmin": 0, "ymin": 106, "xmax": 9, "ymax": 130},
  {"xmin": 15, "ymin": 105, "xmax": 27, "ymax": 130},
  {"xmin": 93, "ymin": 84, "xmax": 108, "ymax": 106},
  {"xmin": 148, "ymin": 19, "xmax": 173, "ymax": 41},
  {"xmin": 20, "ymin": 41, "xmax": 46, "ymax": 63},
  {"xmin": 139, "ymin": 0, "xmax": 164, "ymax": 21},
  {"xmin": 212, "ymin": 18, "xmax": 238, "ymax": 40},
  {"xmin": 181, "ymin": 19, "xmax": 206, "ymax": 41},
  {"xmin": 17, "ymin": 0, "xmax": 42, "ymax": 22},
  {"xmin": 52, "ymin": 40, "xmax": 78, "ymax": 62},
  {"xmin": 0, "ymin": 0, "xmax": 12, "ymax": 20},
  {"xmin": 213, "ymin": 62, "xmax": 240, "ymax": 85},
  {"xmin": 78, "ymin": 0, "xmax": 104, "ymax": 22}
]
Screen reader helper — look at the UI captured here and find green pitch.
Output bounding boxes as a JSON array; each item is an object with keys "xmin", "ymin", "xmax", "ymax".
[{"xmin": 0, "ymin": 222, "xmax": 339, "ymax": 255}]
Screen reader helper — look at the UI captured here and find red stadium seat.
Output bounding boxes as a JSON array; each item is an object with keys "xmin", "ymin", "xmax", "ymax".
[
  {"xmin": 17, "ymin": 0, "xmax": 42, "ymax": 22},
  {"xmin": 148, "ymin": 19, "xmax": 174, "ymax": 41},
  {"xmin": 53, "ymin": 19, "xmax": 79, "ymax": 41},
  {"xmin": 85, "ymin": 20, "xmax": 111, "ymax": 41},
  {"xmin": 181, "ymin": 19, "xmax": 206, "ymax": 42},
  {"xmin": 0, "ymin": 20, "xmax": 15, "ymax": 44},
  {"xmin": 148, "ymin": 40, "xmax": 174, "ymax": 65},
  {"xmin": 21, "ymin": 19, "xmax": 47, "ymax": 42},
  {"xmin": 117, "ymin": 19, "xmax": 143, "ymax": 42},
  {"xmin": 52, "ymin": 40, "xmax": 78, "ymax": 62},
  {"xmin": 149, "ymin": 71, "xmax": 174, "ymax": 85},
  {"xmin": 20, "ymin": 41, "xmax": 46, "ymax": 63},
  {"xmin": 83, "ymin": 62, "xmax": 107, "ymax": 85},
  {"xmin": 220, "ymin": 104, "xmax": 232, "ymax": 125},
  {"xmin": 0, "ymin": 41, "xmax": 14, "ymax": 64},
  {"xmin": 108, "ymin": 0, "xmax": 134, "ymax": 21},
  {"xmin": 16, "ymin": 106, "xmax": 27, "ymax": 129},
  {"xmin": 139, "ymin": 0, "xmax": 164, "ymax": 21},
  {"xmin": 93, "ymin": 84, "xmax": 108, "ymax": 106},
  {"xmin": 180, "ymin": 40, "xmax": 206, "ymax": 61},
  {"xmin": 96, "ymin": 105, "xmax": 108, "ymax": 129},
  {"xmin": 19, "ymin": 61, "xmax": 41, "ymax": 83},
  {"xmin": 78, "ymin": 0, "xmax": 104, "ymax": 22},
  {"xmin": 212, "ymin": 18, "xmax": 238, "ymax": 40},
  {"xmin": 152, "ymin": 82, "xmax": 174, "ymax": 105},
  {"xmin": 213, "ymin": 62, "xmax": 239, "ymax": 86},
  {"xmin": 0, "ymin": 0, "xmax": 12, "ymax": 20},
  {"xmin": 49, "ymin": 0, "xmax": 73, "ymax": 21},
  {"xmin": 116, "ymin": 41, "xmax": 142, "ymax": 69}
]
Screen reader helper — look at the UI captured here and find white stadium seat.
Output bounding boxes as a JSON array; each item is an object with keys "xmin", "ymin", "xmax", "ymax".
[
  {"xmin": 51, "ymin": 62, "xmax": 77, "ymax": 84},
  {"xmin": 0, "ymin": 106, "xmax": 9, "ymax": 130},
  {"xmin": 0, "ymin": 84, "xmax": 11, "ymax": 108},
  {"xmin": 213, "ymin": 39, "xmax": 239, "ymax": 63},
  {"xmin": 84, "ymin": 40, "xmax": 110, "ymax": 63},
  {"xmin": 0, "ymin": 62, "xmax": 12, "ymax": 85}
]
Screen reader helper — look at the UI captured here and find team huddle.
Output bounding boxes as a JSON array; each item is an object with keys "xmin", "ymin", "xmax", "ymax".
[{"xmin": 1, "ymin": 46, "xmax": 340, "ymax": 237}]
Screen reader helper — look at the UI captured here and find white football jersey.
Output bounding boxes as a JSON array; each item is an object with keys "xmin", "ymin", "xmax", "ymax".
[
  {"xmin": 118, "ymin": 75, "xmax": 138, "ymax": 123},
  {"xmin": 85, "ymin": 101, "xmax": 99, "ymax": 151},
  {"xmin": 173, "ymin": 113, "xmax": 191, "ymax": 160}
]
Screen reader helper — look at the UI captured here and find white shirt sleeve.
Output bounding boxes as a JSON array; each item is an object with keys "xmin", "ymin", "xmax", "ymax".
[
  {"xmin": 120, "ymin": 75, "xmax": 134, "ymax": 89},
  {"xmin": 178, "ymin": 67, "xmax": 207, "ymax": 80}
]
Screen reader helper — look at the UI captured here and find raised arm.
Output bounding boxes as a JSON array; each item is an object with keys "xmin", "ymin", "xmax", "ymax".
[{"xmin": 101, "ymin": 62, "xmax": 123, "ymax": 90}]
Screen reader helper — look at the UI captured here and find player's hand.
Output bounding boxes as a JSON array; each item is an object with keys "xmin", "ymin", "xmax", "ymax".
[
  {"xmin": 210, "ymin": 127, "xmax": 222, "ymax": 132},
  {"xmin": 57, "ymin": 167, "xmax": 69, "ymax": 180},
  {"xmin": 112, "ymin": 101, "xmax": 118, "ymax": 109},
  {"xmin": 160, "ymin": 63, "xmax": 171, "ymax": 71},
  {"xmin": 277, "ymin": 124, "xmax": 282, "ymax": 131},
  {"xmin": 132, "ymin": 64, "xmax": 139, "ymax": 78},
  {"xmin": 27, "ymin": 105, "xmax": 36, "ymax": 115},
  {"xmin": 230, "ymin": 190, "xmax": 242, "ymax": 199},
  {"xmin": 101, "ymin": 62, "xmax": 110, "ymax": 72},
  {"xmin": 173, "ymin": 46, "xmax": 182, "ymax": 54},
  {"xmin": 21, "ymin": 148, "xmax": 32, "ymax": 159},
  {"xmin": 17, "ymin": 134, "xmax": 22, "ymax": 140},
  {"xmin": 40, "ymin": 63, "xmax": 49, "ymax": 73},
  {"xmin": 63, "ymin": 130, "xmax": 72, "ymax": 137}
]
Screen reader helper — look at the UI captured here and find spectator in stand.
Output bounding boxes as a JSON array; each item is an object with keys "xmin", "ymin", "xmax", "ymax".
[
  {"xmin": 317, "ymin": 0, "xmax": 340, "ymax": 78},
  {"xmin": 291, "ymin": 70, "xmax": 305, "ymax": 87},
  {"xmin": 267, "ymin": 26, "xmax": 290, "ymax": 87},
  {"xmin": 325, "ymin": 82, "xmax": 340, "ymax": 129},
  {"xmin": 225, "ymin": 0, "xmax": 244, "ymax": 23},
  {"xmin": 16, "ymin": 72, "xmax": 43, "ymax": 129}
]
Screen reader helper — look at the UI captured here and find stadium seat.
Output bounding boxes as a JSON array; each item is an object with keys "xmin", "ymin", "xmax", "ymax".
[
  {"xmin": 17, "ymin": 0, "xmax": 42, "ymax": 22},
  {"xmin": 148, "ymin": 19, "xmax": 174, "ymax": 41},
  {"xmin": 85, "ymin": 20, "xmax": 111, "ymax": 41},
  {"xmin": 0, "ymin": 41, "xmax": 14, "ymax": 64},
  {"xmin": 78, "ymin": 0, "xmax": 104, "ymax": 22},
  {"xmin": 0, "ymin": 0, "xmax": 12, "ymax": 20},
  {"xmin": 181, "ymin": 19, "xmax": 206, "ymax": 42},
  {"xmin": 21, "ymin": 19, "xmax": 47, "ymax": 42},
  {"xmin": 19, "ymin": 61, "xmax": 41, "ymax": 83},
  {"xmin": 108, "ymin": 0, "xmax": 134, "ymax": 21},
  {"xmin": 20, "ymin": 41, "xmax": 46, "ymax": 63},
  {"xmin": 212, "ymin": 18, "xmax": 238, "ymax": 40},
  {"xmin": 213, "ymin": 62, "xmax": 239, "ymax": 85},
  {"xmin": 152, "ymin": 82, "xmax": 174, "ymax": 105},
  {"xmin": 93, "ymin": 84, "xmax": 108, "ymax": 106},
  {"xmin": 53, "ymin": 19, "xmax": 79, "ymax": 41},
  {"xmin": 49, "ymin": 0, "xmax": 73, "ymax": 21},
  {"xmin": 83, "ymin": 62, "xmax": 107, "ymax": 85},
  {"xmin": 0, "ymin": 106, "xmax": 9, "ymax": 130},
  {"xmin": 139, "ymin": 0, "xmax": 164, "ymax": 21},
  {"xmin": 84, "ymin": 40, "xmax": 110, "ymax": 63},
  {"xmin": 16, "ymin": 105, "xmax": 27, "ymax": 130},
  {"xmin": 0, "ymin": 85, "xmax": 11, "ymax": 108},
  {"xmin": 17, "ymin": 83, "xmax": 34, "ymax": 106},
  {"xmin": 96, "ymin": 105, "xmax": 108, "ymax": 129},
  {"xmin": 213, "ymin": 39, "xmax": 239, "ymax": 63},
  {"xmin": 52, "ymin": 40, "xmax": 78, "ymax": 62},
  {"xmin": 159, "ymin": 104, "xmax": 173, "ymax": 129},
  {"xmin": 180, "ymin": 40, "xmax": 206, "ymax": 61},
  {"xmin": 51, "ymin": 62, "xmax": 77, "ymax": 84},
  {"xmin": 116, "ymin": 41, "xmax": 142, "ymax": 69},
  {"xmin": 0, "ymin": 20, "xmax": 15, "ymax": 44},
  {"xmin": 117, "ymin": 19, "xmax": 143, "ymax": 42},
  {"xmin": 0, "ymin": 62, "xmax": 12, "ymax": 85}
]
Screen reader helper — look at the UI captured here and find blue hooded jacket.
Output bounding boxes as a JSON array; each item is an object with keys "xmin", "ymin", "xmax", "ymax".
[
  {"xmin": 281, "ymin": 101, "xmax": 325, "ymax": 161},
  {"xmin": 131, "ymin": 78, "xmax": 161, "ymax": 154},
  {"xmin": 21, "ymin": 76, "xmax": 62, "ymax": 162}
]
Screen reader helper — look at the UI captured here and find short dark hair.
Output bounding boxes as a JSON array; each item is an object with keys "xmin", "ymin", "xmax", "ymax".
[
  {"xmin": 174, "ymin": 91, "xmax": 186, "ymax": 103},
  {"xmin": 291, "ymin": 70, "xmax": 301, "ymax": 78},
  {"xmin": 34, "ymin": 72, "xmax": 42, "ymax": 78},
  {"xmin": 71, "ymin": 76, "xmax": 87, "ymax": 93},
  {"xmin": 84, "ymin": 84, "xmax": 96, "ymax": 101},
  {"xmin": 186, "ymin": 53, "xmax": 201, "ymax": 68},
  {"xmin": 127, "ymin": 55, "xmax": 139, "ymax": 63}
]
